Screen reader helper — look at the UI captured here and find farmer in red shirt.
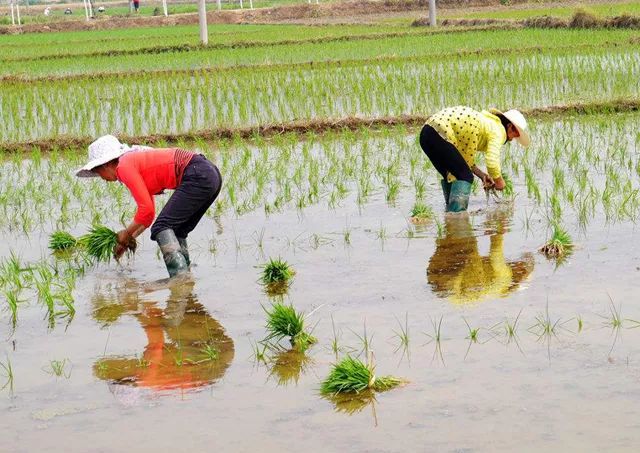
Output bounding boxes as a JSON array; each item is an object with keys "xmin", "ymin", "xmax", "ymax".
[{"xmin": 76, "ymin": 135, "xmax": 222, "ymax": 277}]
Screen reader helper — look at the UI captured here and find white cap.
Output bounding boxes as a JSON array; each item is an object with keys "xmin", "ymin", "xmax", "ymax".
[{"xmin": 75, "ymin": 135, "xmax": 131, "ymax": 178}]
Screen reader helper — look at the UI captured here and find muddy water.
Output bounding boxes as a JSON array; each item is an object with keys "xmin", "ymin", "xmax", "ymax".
[{"xmin": 2, "ymin": 127, "xmax": 640, "ymax": 452}]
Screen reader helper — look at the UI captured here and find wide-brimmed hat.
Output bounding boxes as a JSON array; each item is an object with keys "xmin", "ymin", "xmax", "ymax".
[
  {"xmin": 76, "ymin": 135, "xmax": 131, "ymax": 178},
  {"xmin": 497, "ymin": 109, "xmax": 531, "ymax": 148}
]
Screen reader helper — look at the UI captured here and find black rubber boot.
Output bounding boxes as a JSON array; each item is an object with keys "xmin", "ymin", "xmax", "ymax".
[
  {"xmin": 178, "ymin": 237, "xmax": 190, "ymax": 268},
  {"xmin": 155, "ymin": 229, "xmax": 189, "ymax": 278}
]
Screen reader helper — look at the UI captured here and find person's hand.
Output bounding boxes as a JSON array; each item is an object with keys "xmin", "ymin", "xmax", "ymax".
[
  {"xmin": 494, "ymin": 177, "xmax": 505, "ymax": 191},
  {"xmin": 480, "ymin": 173, "xmax": 495, "ymax": 189},
  {"xmin": 114, "ymin": 243, "xmax": 127, "ymax": 260},
  {"xmin": 116, "ymin": 229, "xmax": 131, "ymax": 246}
]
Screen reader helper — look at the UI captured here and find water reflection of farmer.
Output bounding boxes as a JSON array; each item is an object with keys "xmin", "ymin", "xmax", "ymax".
[
  {"xmin": 427, "ymin": 210, "xmax": 534, "ymax": 304},
  {"xmin": 419, "ymin": 106, "xmax": 530, "ymax": 212},
  {"xmin": 76, "ymin": 135, "xmax": 222, "ymax": 278},
  {"xmin": 92, "ymin": 279, "xmax": 234, "ymax": 395}
]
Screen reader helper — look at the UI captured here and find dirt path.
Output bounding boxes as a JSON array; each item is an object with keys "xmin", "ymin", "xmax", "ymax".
[{"xmin": 1, "ymin": 0, "xmax": 629, "ymax": 34}]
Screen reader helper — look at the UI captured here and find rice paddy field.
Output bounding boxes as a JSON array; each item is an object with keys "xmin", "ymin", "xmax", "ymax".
[{"xmin": 1, "ymin": 3, "xmax": 640, "ymax": 451}]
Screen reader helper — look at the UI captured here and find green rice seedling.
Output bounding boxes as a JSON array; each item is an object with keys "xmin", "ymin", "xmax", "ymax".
[
  {"xmin": 490, "ymin": 308, "xmax": 525, "ymax": 353},
  {"xmin": 44, "ymin": 359, "xmax": 71, "ymax": 379},
  {"xmin": 48, "ymin": 231, "xmax": 77, "ymax": 252},
  {"xmin": 320, "ymin": 355, "xmax": 404, "ymax": 395},
  {"xmin": 250, "ymin": 339, "xmax": 268, "ymax": 365},
  {"xmin": 376, "ymin": 224, "xmax": 387, "ymax": 246},
  {"xmin": 80, "ymin": 225, "xmax": 136, "ymax": 263},
  {"xmin": 329, "ymin": 315, "xmax": 353, "ymax": 358},
  {"xmin": 260, "ymin": 257, "xmax": 295, "ymax": 295},
  {"xmin": 577, "ymin": 315, "xmax": 584, "ymax": 333},
  {"xmin": 0, "ymin": 356, "xmax": 14, "ymax": 394},
  {"xmin": 435, "ymin": 219, "xmax": 444, "ymax": 238},
  {"xmin": 350, "ymin": 321, "xmax": 374, "ymax": 358},
  {"xmin": 263, "ymin": 301, "xmax": 317, "ymax": 352},
  {"xmin": 529, "ymin": 303, "xmax": 562, "ymax": 359},
  {"xmin": 423, "ymin": 315, "xmax": 445, "ymax": 364},
  {"xmin": 199, "ymin": 344, "xmax": 220, "ymax": 362},
  {"xmin": 343, "ymin": 226, "xmax": 352, "ymax": 246},
  {"xmin": 409, "ymin": 202, "xmax": 434, "ymax": 225},
  {"xmin": 539, "ymin": 224, "xmax": 573, "ymax": 259},
  {"xmin": 462, "ymin": 317, "xmax": 481, "ymax": 359},
  {"xmin": 4, "ymin": 291, "xmax": 21, "ymax": 329},
  {"xmin": 252, "ymin": 228, "xmax": 266, "ymax": 253},
  {"xmin": 392, "ymin": 312, "xmax": 410, "ymax": 359}
]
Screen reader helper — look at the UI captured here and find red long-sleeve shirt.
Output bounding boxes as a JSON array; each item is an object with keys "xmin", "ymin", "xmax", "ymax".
[{"xmin": 116, "ymin": 149, "xmax": 194, "ymax": 227}]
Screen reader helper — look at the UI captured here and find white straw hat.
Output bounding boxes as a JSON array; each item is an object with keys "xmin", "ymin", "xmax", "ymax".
[
  {"xmin": 500, "ymin": 109, "xmax": 531, "ymax": 148},
  {"xmin": 76, "ymin": 135, "xmax": 131, "ymax": 178}
]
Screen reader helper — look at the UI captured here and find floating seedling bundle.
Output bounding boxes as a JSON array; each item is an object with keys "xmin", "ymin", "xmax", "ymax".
[
  {"xmin": 263, "ymin": 301, "xmax": 317, "ymax": 352},
  {"xmin": 260, "ymin": 257, "xmax": 295, "ymax": 295},
  {"xmin": 320, "ymin": 355, "xmax": 404, "ymax": 395},
  {"xmin": 539, "ymin": 224, "xmax": 573, "ymax": 259},
  {"xmin": 409, "ymin": 202, "xmax": 434, "ymax": 225}
]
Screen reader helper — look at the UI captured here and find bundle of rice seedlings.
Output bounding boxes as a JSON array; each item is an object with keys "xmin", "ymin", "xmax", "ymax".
[
  {"xmin": 260, "ymin": 257, "xmax": 295, "ymax": 294},
  {"xmin": 48, "ymin": 231, "xmax": 78, "ymax": 251},
  {"xmin": 320, "ymin": 356, "xmax": 404, "ymax": 395},
  {"xmin": 80, "ymin": 226, "xmax": 136, "ymax": 263},
  {"xmin": 263, "ymin": 301, "xmax": 316, "ymax": 352},
  {"xmin": 539, "ymin": 225, "xmax": 573, "ymax": 259},
  {"xmin": 409, "ymin": 202, "xmax": 434, "ymax": 224}
]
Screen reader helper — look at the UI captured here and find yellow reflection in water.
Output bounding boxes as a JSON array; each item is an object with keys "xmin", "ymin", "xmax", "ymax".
[
  {"xmin": 92, "ymin": 278, "xmax": 234, "ymax": 394},
  {"xmin": 427, "ymin": 209, "xmax": 534, "ymax": 304}
]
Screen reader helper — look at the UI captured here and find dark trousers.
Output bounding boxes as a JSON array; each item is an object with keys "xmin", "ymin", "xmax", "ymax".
[
  {"xmin": 150, "ymin": 155, "xmax": 222, "ymax": 241},
  {"xmin": 419, "ymin": 125, "xmax": 473, "ymax": 183}
]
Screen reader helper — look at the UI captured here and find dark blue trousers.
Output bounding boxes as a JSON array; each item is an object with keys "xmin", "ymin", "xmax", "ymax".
[{"xmin": 150, "ymin": 155, "xmax": 222, "ymax": 241}]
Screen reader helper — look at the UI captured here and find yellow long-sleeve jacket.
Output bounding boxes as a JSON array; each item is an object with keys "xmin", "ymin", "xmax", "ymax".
[{"xmin": 426, "ymin": 106, "xmax": 506, "ymax": 180}]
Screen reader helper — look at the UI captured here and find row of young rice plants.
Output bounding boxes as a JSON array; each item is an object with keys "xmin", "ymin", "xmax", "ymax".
[
  {"xmin": 1, "ymin": 112, "xmax": 639, "ymax": 333},
  {"xmin": 3, "ymin": 27, "xmax": 636, "ymax": 77},
  {"xmin": 0, "ymin": 23, "xmax": 412, "ymax": 60},
  {"xmin": 0, "ymin": 112, "xmax": 637, "ymax": 241},
  {"xmin": 0, "ymin": 113, "xmax": 640, "ymax": 332},
  {"xmin": 1, "ymin": 46, "xmax": 638, "ymax": 143}
]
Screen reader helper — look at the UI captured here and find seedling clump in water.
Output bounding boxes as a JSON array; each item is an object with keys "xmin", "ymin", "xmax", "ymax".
[
  {"xmin": 263, "ymin": 301, "xmax": 317, "ymax": 352},
  {"xmin": 409, "ymin": 202, "xmax": 434, "ymax": 224},
  {"xmin": 539, "ymin": 224, "xmax": 573, "ymax": 259},
  {"xmin": 320, "ymin": 355, "xmax": 404, "ymax": 395},
  {"xmin": 260, "ymin": 257, "xmax": 295, "ymax": 294}
]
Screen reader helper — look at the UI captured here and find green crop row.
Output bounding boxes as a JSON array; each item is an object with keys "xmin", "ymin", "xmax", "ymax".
[
  {"xmin": 0, "ymin": 23, "xmax": 409, "ymax": 60},
  {"xmin": 1, "ymin": 46, "xmax": 637, "ymax": 144},
  {"xmin": 3, "ymin": 27, "xmax": 637, "ymax": 77},
  {"xmin": 0, "ymin": 112, "xmax": 638, "ymax": 241}
]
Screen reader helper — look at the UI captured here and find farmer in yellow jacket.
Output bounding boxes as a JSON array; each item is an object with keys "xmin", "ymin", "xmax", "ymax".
[{"xmin": 420, "ymin": 106, "xmax": 530, "ymax": 212}]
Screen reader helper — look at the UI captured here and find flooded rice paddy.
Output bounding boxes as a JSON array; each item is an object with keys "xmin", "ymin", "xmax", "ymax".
[{"xmin": 1, "ymin": 113, "xmax": 640, "ymax": 452}]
